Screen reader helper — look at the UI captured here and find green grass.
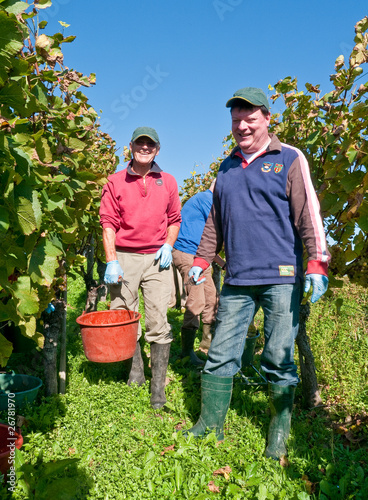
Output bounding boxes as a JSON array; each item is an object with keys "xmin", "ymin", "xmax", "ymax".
[{"xmin": 0, "ymin": 275, "xmax": 367, "ymax": 499}]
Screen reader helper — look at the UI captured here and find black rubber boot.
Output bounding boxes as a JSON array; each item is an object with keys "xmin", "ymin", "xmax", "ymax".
[
  {"xmin": 180, "ymin": 328, "xmax": 204, "ymax": 366},
  {"xmin": 265, "ymin": 383, "xmax": 295, "ymax": 460},
  {"xmin": 184, "ymin": 373, "xmax": 233, "ymax": 441},
  {"xmin": 150, "ymin": 342, "xmax": 171, "ymax": 409},
  {"xmin": 198, "ymin": 323, "xmax": 212, "ymax": 353},
  {"xmin": 127, "ymin": 341, "xmax": 146, "ymax": 387}
]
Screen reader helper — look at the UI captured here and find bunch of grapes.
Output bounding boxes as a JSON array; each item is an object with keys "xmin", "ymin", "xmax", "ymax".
[
  {"xmin": 329, "ymin": 245, "xmax": 347, "ymax": 276},
  {"xmin": 347, "ymin": 260, "xmax": 368, "ymax": 288},
  {"xmin": 346, "ymin": 243, "xmax": 368, "ymax": 288}
]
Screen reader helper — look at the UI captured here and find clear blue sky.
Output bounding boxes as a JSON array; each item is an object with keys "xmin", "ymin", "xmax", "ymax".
[{"xmin": 39, "ymin": 0, "xmax": 367, "ymax": 191}]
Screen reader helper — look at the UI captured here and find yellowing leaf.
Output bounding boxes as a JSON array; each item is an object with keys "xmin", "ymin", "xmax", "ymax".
[
  {"xmin": 0, "ymin": 332, "xmax": 13, "ymax": 367},
  {"xmin": 208, "ymin": 481, "xmax": 220, "ymax": 493},
  {"xmin": 335, "ymin": 55, "xmax": 344, "ymax": 70},
  {"xmin": 16, "ymin": 292, "xmax": 39, "ymax": 317},
  {"xmin": 35, "ymin": 34, "xmax": 51, "ymax": 51}
]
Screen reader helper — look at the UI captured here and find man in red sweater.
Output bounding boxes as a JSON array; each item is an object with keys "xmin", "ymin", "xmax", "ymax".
[{"xmin": 99, "ymin": 127, "xmax": 181, "ymax": 409}]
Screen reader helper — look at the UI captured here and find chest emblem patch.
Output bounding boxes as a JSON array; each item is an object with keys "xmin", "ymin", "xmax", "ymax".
[
  {"xmin": 261, "ymin": 162, "xmax": 273, "ymax": 173},
  {"xmin": 155, "ymin": 179, "xmax": 163, "ymax": 186},
  {"xmin": 274, "ymin": 164, "xmax": 284, "ymax": 174}
]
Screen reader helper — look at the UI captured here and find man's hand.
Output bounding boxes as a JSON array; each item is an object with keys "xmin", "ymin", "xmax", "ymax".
[
  {"xmin": 104, "ymin": 260, "xmax": 124, "ymax": 284},
  {"xmin": 188, "ymin": 266, "xmax": 206, "ymax": 285},
  {"xmin": 155, "ymin": 243, "xmax": 173, "ymax": 269},
  {"xmin": 304, "ymin": 274, "xmax": 328, "ymax": 303}
]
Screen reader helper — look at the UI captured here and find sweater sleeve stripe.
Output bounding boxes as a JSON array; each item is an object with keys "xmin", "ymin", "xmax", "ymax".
[{"xmin": 283, "ymin": 143, "xmax": 330, "ymax": 264}]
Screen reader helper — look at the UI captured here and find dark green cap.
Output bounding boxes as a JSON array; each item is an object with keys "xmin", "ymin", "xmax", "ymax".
[
  {"xmin": 226, "ymin": 87, "xmax": 270, "ymax": 111},
  {"xmin": 131, "ymin": 126, "xmax": 160, "ymax": 144}
]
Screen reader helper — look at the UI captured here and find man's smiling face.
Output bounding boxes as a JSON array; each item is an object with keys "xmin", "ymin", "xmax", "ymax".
[
  {"xmin": 130, "ymin": 136, "xmax": 160, "ymax": 167},
  {"xmin": 231, "ymin": 107, "xmax": 270, "ymax": 154}
]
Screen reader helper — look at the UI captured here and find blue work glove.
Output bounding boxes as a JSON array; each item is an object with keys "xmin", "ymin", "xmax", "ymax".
[
  {"xmin": 155, "ymin": 243, "xmax": 173, "ymax": 269},
  {"xmin": 188, "ymin": 266, "xmax": 206, "ymax": 285},
  {"xmin": 104, "ymin": 260, "xmax": 124, "ymax": 284},
  {"xmin": 45, "ymin": 303, "xmax": 55, "ymax": 314},
  {"xmin": 304, "ymin": 274, "xmax": 329, "ymax": 303}
]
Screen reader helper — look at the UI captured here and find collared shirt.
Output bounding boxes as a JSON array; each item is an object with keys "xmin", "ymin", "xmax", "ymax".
[{"xmin": 100, "ymin": 161, "xmax": 181, "ymax": 253}]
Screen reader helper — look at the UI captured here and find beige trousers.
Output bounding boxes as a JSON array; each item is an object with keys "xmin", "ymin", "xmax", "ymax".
[
  {"xmin": 109, "ymin": 251, "xmax": 173, "ymax": 344},
  {"xmin": 172, "ymin": 248, "xmax": 218, "ymax": 330}
]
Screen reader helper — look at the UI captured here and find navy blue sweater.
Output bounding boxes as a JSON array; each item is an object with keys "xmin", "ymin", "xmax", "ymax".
[{"xmin": 194, "ymin": 134, "xmax": 330, "ymax": 286}]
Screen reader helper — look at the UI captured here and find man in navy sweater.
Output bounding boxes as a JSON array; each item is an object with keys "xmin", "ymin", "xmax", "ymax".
[{"xmin": 185, "ymin": 87, "xmax": 330, "ymax": 460}]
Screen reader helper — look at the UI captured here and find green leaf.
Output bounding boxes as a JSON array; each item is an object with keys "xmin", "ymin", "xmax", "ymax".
[
  {"xmin": 47, "ymin": 194, "xmax": 66, "ymax": 211},
  {"xmin": 0, "ymin": 9, "xmax": 26, "ymax": 55},
  {"xmin": 0, "ymin": 243, "xmax": 27, "ymax": 278},
  {"xmin": 62, "ymin": 35, "xmax": 76, "ymax": 44},
  {"xmin": 41, "ymin": 458, "xmax": 80, "ymax": 478},
  {"xmin": 37, "ymin": 477, "xmax": 80, "ymax": 500},
  {"xmin": 357, "ymin": 216, "xmax": 368, "ymax": 232},
  {"xmin": 0, "ymin": 53, "xmax": 11, "ymax": 85},
  {"xmin": 297, "ymin": 493, "xmax": 311, "ymax": 500},
  {"xmin": 305, "ymin": 130, "xmax": 320, "ymax": 147},
  {"xmin": 14, "ymin": 187, "xmax": 42, "ymax": 235},
  {"xmin": 0, "ymin": 81, "xmax": 25, "ymax": 110},
  {"xmin": 0, "ymin": 205, "xmax": 10, "ymax": 233},
  {"xmin": 11, "ymin": 56, "xmax": 30, "ymax": 77},
  {"xmin": 36, "ymin": 0, "xmax": 52, "ymax": 9},
  {"xmin": 11, "ymin": 276, "xmax": 39, "ymax": 315},
  {"xmin": 77, "ymin": 170, "xmax": 97, "ymax": 181},
  {"xmin": 346, "ymin": 147, "xmax": 358, "ymax": 163},
  {"xmin": 15, "ymin": 195, "xmax": 37, "ymax": 234},
  {"xmin": 68, "ymin": 137, "xmax": 86, "ymax": 151},
  {"xmin": 174, "ymin": 462, "xmax": 184, "ymax": 491},
  {"xmin": 11, "ymin": 145, "xmax": 32, "ymax": 177},
  {"xmin": 3, "ymin": 1, "xmax": 29, "ymax": 15},
  {"xmin": 29, "ymin": 237, "xmax": 63, "ymax": 286},
  {"xmin": 340, "ymin": 171, "xmax": 365, "ymax": 193},
  {"xmin": 319, "ymin": 479, "xmax": 338, "ymax": 497},
  {"xmin": 0, "ymin": 332, "xmax": 13, "ymax": 367},
  {"xmin": 35, "ymin": 136, "xmax": 53, "ymax": 163},
  {"xmin": 17, "ymin": 315, "xmax": 38, "ymax": 343},
  {"xmin": 227, "ymin": 483, "xmax": 242, "ymax": 494},
  {"xmin": 257, "ymin": 483, "xmax": 268, "ymax": 500},
  {"xmin": 31, "ymin": 81, "xmax": 49, "ymax": 109}
]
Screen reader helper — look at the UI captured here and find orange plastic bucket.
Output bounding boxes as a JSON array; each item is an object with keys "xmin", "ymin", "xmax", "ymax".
[{"xmin": 76, "ymin": 309, "xmax": 141, "ymax": 363}]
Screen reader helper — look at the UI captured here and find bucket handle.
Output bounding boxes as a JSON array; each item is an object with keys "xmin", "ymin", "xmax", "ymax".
[{"xmin": 81, "ymin": 281, "xmax": 139, "ymax": 320}]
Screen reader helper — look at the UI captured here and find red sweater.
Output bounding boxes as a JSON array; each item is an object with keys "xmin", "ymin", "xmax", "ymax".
[{"xmin": 99, "ymin": 162, "xmax": 181, "ymax": 253}]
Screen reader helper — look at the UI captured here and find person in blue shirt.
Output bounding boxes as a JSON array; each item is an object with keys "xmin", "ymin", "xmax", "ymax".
[{"xmin": 172, "ymin": 181, "xmax": 224, "ymax": 366}]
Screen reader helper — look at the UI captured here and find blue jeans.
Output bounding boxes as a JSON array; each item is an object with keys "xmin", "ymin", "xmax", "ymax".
[{"xmin": 204, "ymin": 283, "xmax": 302, "ymax": 386}]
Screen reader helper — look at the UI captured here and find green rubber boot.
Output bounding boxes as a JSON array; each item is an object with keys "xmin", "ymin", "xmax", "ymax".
[
  {"xmin": 265, "ymin": 383, "xmax": 295, "ymax": 460},
  {"xmin": 184, "ymin": 373, "xmax": 233, "ymax": 441},
  {"xmin": 180, "ymin": 328, "xmax": 204, "ymax": 366}
]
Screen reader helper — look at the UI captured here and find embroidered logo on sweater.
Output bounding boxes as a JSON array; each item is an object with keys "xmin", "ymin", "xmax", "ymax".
[
  {"xmin": 279, "ymin": 265, "xmax": 295, "ymax": 277},
  {"xmin": 274, "ymin": 163, "xmax": 284, "ymax": 174},
  {"xmin": 155, "ymin": 179, "xmax": 163, "ymax": 186},
  {"xmin": 261, "ymin": 162, "xmax": 273, "ymax": 172}
]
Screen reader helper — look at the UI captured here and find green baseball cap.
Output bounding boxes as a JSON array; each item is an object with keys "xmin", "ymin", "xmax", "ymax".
[
  {"xmin": 131, "ymin": 126, "xmax": 160, "ymax": 144},
  {"xmin": 226, "ymin": 87, "xmax": 270, "ymax": 111}
]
